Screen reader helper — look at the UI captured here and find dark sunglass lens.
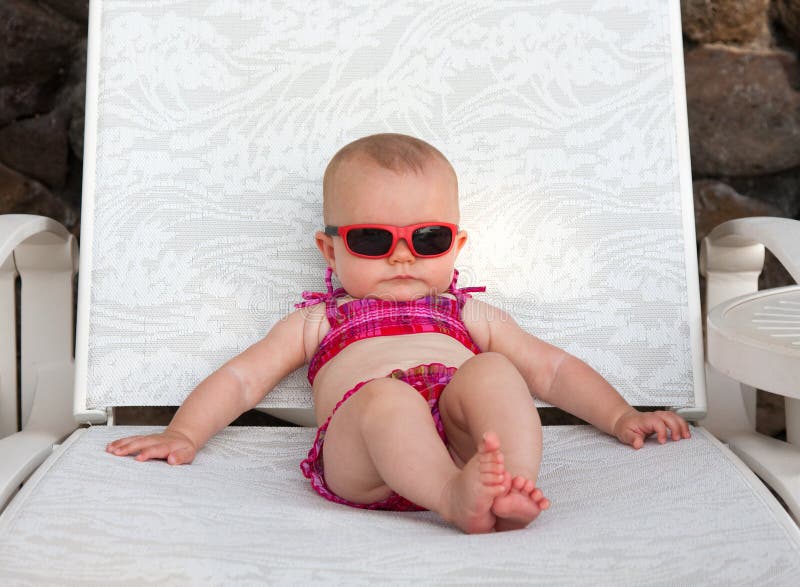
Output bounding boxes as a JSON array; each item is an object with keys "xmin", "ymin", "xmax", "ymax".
[
  {"xmin": 346, "ymin": 228, "xmax": 394, "ymax": 256},
  {"xmin": 412, "ymin": 226, "xmax": 453, "ymax": 256}
]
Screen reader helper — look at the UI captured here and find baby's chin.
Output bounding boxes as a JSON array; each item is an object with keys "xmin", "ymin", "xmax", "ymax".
[{"xmin": 358, "ymin": 282, "xmax": 444, "ymax": 302}]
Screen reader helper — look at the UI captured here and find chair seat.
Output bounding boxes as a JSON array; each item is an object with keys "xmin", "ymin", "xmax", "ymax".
[
  {"xmin": 707, "ymin": 285, "xmax": 800, "ymax": 398},
  {"xmin": 1, "ymin": 425, "xmax": 798, "ymax": 584}
]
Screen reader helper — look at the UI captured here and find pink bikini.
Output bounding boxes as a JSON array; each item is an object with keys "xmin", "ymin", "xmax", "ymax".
[{"xmin": 296, "ymin": 267, "xmax": 485, "ymax": 511}]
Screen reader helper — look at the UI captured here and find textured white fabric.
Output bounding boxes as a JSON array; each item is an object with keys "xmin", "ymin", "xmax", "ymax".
[
  {"xmin": 1, "ymin": 426, "xmax": 798, "ymax": 584},
  {"xmin": 84, "ymin": 0, "xmax": 697, "ymax": 411}
]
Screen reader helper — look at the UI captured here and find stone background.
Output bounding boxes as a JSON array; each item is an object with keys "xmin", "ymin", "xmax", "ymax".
[{"xmin": 1, "ymin": 0, "xmax": 798, "ymax": 433}]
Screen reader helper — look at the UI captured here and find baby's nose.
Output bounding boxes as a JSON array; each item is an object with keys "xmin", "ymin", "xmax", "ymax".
[{"xmin": 390, "ymin": 238, "xmax": 415, "ymax": 262}]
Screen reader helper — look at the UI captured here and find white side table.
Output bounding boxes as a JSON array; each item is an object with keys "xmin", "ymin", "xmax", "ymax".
[
  {"xmin": 701, "ymin": 217, "xmax": 800, "ymax": 521},
  {"xmin": 708, "ymin": 286, "xmax": 800, "ymax": 420}
]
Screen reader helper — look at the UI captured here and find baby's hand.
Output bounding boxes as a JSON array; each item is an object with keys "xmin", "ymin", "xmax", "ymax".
[
  {"xmin": 105, "ymin": 429, "xmax": 197, "ymax": 465},
  {"xmin": 612, "ymin": 409, "xmax": 691, "ymax": 450}
]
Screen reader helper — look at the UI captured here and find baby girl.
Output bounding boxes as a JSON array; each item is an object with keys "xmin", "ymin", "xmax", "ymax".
[{"xmin": 106, "ymin": 133, "xmax": 691, "ymax": 534}]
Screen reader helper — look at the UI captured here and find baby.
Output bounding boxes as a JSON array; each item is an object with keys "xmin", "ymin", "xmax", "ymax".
[{"xmin": 106, "ymin": 133, "xmax": 691, "ymax": 534}]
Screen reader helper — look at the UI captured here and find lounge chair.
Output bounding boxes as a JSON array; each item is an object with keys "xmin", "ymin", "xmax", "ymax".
[{"xmin": 1, "ymin": 0, "xmax": 799, "ymax": 583}]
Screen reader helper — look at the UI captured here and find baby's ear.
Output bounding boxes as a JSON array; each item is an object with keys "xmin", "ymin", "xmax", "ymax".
[
  {"xmin": 454, "ymin": 230, "xmax": 468, "ymax": 254},
  {"xmin": 315, "ymin": 231, "xmax": 336, "ymax": 270}
]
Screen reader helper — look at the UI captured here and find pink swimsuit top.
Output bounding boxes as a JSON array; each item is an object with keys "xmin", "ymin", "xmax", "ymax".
[{"xmin": 295, "ymin": 267, "xmax": 486, "ymax": 384}]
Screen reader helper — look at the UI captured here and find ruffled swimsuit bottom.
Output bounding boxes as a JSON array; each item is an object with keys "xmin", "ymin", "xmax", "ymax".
[{"xmin": 300, "ymin": 363, "xmax": 457, "ymax": 511}]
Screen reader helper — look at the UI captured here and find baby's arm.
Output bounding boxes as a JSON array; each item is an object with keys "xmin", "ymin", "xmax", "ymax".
[
  {"xmin": 464, "ymin": 299, "xmax": 690, "ymax": 449},
  {"xmin": 106, "ymin": 308, "xmax": 313, "ymax": 464}
]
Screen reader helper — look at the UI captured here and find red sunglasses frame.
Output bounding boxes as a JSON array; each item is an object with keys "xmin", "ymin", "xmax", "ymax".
[{"xmin": 324, "ymin": 222, "xmax": 459, "ymax": 259}]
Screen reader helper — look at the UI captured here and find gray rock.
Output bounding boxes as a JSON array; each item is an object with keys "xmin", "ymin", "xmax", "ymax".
[
  {"xmin": 685, "ymin": 46, "xmax": 800, "ymax": 176},
  {"xmin": 722, "ymin": 167, "xmax": 800, "ymax": 218},
  {"xmin": 0, "ymin": 0, "xmax": 81, "ymax": 84},
  {"xmin": 693, "ymin": 179, "xmax": 781, "ymax": 241},
  {"xmin": 0, "ymin": 0, "xmax": 83, "ymax": 125},
  {"xmin": 67, "ymin": 81, "xmax": 85, "ymax": 161},
  {"xmin": 0, "ymin": 79, "xmax": 61, "ymax": 126},
  {"xmin": 774, "ymin": 0, "xmax": 800, "ymax": 50},
  {"xmin": 0, "ymin": 109, "xmax": 70, "ymax": 189},
  {"xmin": 681, "ymin": 0, "xmax": 771, "ymax": 45},
  {"xmin": 0, "ymin": 161, "xmax": 77, "ymax": 233},
  {"xmin": 63, "ymin": 39, "xmax": 87, "ymax": 161},
  {"xmin": 39, "ymin": 0, "xmax": 89, "ymax": 23}
]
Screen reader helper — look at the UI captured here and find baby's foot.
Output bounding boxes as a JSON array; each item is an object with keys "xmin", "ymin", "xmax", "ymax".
[
  {"xmin": 441, "ymin": 432, "xmax": 507, "ymax": 534},
  {"xmin": 492, "ymin": 475, "xmax": 550, "ymax": 532}
]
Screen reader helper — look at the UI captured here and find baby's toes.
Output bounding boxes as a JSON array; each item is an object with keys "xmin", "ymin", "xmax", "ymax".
[
  {"xmin": 480, "ymin": 470, "xmax": 505, "ymax": 485},
  {"xmin": 479, "ymin": 431, "xmax": 501, "ymax": 454},
  {"xmin": 479, "ymin": 458, "xmax": 504, "ymax": 475},
  {"xmin": 480, "ymin": 460, "xmax": 505, "ymax": 483},
  {"xmin": 525, "ymin": 485, "xmax": 549, "ymax": 508},
  {"xmin": 479, "ymin": 449, "xmax": 504, "ymax": 468}
]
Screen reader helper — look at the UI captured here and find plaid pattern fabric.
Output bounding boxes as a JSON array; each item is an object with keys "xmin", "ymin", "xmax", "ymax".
[{"xmin": 297, "ymin": 268, "xmax": 485, "ymax": 384}]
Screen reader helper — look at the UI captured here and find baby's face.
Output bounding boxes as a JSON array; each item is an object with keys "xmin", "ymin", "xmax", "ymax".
[{"xmin": 317, "ymin": 155, "xmax": 466, "ymax": 301}]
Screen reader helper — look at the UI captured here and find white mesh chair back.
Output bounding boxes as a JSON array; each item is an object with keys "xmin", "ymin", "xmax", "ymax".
[{"xmin": 76, "ymin": 0, "xmax": 702, "ymax": 417}]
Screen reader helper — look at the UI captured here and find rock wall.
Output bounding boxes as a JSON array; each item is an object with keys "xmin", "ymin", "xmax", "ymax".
[
  {"xmin": 685, "ymin": 1, "xmax": 800, "ymax": 286},
  {"xmin": 1, "ymin": 1, "xmax": 797, "ymax": 432},
  {"xmin": 0, "ymin": 0, "xmax": 86, "ymax": 234}
]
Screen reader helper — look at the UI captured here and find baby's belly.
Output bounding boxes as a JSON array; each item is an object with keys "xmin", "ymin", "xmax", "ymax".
[{"xmin": 311, "ymin": 333, "xmax": 476, "ymax": 425}]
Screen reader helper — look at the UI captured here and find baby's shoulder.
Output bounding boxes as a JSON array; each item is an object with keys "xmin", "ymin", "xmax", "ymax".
[
  {"xmin": 296, "ymin": 303, "xmax": 330, "ymax": 361},
  {"xmin": 461, "ymin": 297, "xmax": 518, "ymax": 352},
  {"xmin": 460, "ymin": 296, "xmax": 511, "ymax": 322}
]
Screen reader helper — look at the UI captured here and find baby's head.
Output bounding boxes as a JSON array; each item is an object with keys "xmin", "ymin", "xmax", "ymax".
[{"xmin": 317, "ymin": 133, "xmax": 467, "ymax": 301}]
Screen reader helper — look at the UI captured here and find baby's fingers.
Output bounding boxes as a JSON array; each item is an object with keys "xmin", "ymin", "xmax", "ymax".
[
  {"xmin": 106, "ymin": 436, "xmax": 147, "ymax": 456},
  {"xmin": 135, "ymin": 443, "xmax": 173, "ymax": 462},
  {"xmin": 166, "ymin": 446, "xmax": 195, "ymax": 466},
  {"xmin": 651, "ymin": 411, "xmax": 691, "ymax": 442},
  {"xmin": 110, "ymin": 436, "xmax": 165, "ymax": 458},
  {"xmin": 665, "ymin": 414, "xmax": 686, "ymax": 441},
  {"xmin": 652, "ymin": 418, "xmax": 668, "ymax": 444},
  {"xmin": 669, "ymin": 413, "xmax": 692, "ymax": 440},
  {"xmin": 620, "ymin": 429, "xmax": 645, "ymax": 450}
]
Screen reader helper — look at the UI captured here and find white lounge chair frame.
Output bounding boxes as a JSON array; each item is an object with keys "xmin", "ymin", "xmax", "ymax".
[
  {"xmin": 0, "ymin": 216, "xmax": 78, "ymax": 507},
  {"xmin": 701, "ymin": 217, "xmax": 800, "ymax": 517},
  {"xmin": 2, "ymin": 1, "xmax": 800, "ymax": 583}
]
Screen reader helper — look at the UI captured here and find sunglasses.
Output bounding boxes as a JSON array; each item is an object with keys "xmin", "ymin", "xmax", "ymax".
[{"xmin": 324, "ymin": 222, "xmax": 458, "ymax": 259}]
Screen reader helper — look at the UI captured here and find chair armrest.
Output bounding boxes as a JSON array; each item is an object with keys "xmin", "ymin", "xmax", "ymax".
[
  {"xmin": 0, "ymin": 214, "xmax": 76, "ymax": 269},
  {"xmin": 0, "ymin": 214, "xmax": 79, "ymax": 437},
  {"xmin": 699, "ymin": 217, "xmax": 800, "ymax": 312},
  {"xmin": 0, "ymin": 429, "xmax": 66, "ymax": 512},
  {"xmin": 0, "ymin": 360, "xmax": 79, "ymax": 511}
]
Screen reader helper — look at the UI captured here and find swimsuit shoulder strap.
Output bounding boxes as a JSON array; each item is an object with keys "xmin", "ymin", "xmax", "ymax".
[
  {"xmin": 294, "ymin": 266, "xmax": 346, "ymax": 325},
  {"xmin": 447, "ymin": 268, "xmax": 486, "ymax": 309}
]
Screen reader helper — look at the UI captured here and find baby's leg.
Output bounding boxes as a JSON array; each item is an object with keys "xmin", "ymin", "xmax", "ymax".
[
  {"xmin": 322, "ymin": 377, "xmax": 506, "ymax": 533},
  {"xmin": 439, "ymin": 352, "xmax": 549, "ymax": 531}
]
